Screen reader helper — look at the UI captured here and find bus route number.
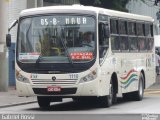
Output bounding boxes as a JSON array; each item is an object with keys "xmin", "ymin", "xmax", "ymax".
[
  {"xmin": 69, "ymin": 74, "xmax": 78, "ymax": 79},
  {"xmin": 41, "ymin": 18, "xmax": 58, "ymax": 26}
]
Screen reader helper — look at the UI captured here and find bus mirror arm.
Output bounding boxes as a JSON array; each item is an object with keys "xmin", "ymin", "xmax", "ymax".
[
  {"xmin": 8, "ymin": 19, "xmax": 18, "ymax": 32},
  {"xmin": 6, "ymin": 19, "xmax": 18, "ymax": 47}
]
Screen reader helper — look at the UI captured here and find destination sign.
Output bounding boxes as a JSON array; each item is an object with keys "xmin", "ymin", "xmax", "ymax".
[{"xmin": 40, "ymin": 16, "xmax": 88, "ymax": 26}]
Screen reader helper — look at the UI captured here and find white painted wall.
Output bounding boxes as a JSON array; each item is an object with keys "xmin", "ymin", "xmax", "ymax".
[
  {"xmin": 0, "ymin": 0, "xmax": 9, "ymax": 44},
  {"xmin": 8, "ymin": 0, "xmax": 27, "ymax": 42},
  {"xmin": 0, "ymin": 0, "xmax": 9, "ymax": 91},
  {"xmin": 0, "ymin": 0, "xmax": 28, "ymax": 91},
  {"xmin": 126, "ymin": 0, "xmax": 159, "ymax": 34},
  {"xmin": 154, "ymin": 35, "xmax": 160, "ymax": 47}
]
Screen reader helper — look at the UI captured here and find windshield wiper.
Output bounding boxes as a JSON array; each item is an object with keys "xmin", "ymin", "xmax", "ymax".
[
  {"xmin": 59, "ymin": 31, "xmax": 73, "ymax": 65},
  {"xmin": 60, "ymin": 38, "xmax": 73, "ymax": 65}
]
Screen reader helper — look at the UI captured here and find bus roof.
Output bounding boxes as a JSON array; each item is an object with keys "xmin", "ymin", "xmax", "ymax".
[{"xmin": 20, "ymin": 5, "xmax": 154, "ymax": 22}]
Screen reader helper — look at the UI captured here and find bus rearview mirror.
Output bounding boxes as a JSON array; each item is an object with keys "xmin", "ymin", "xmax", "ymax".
[{"xmin": 6, "ymin": 34, "xmax": 11, "ymax": 47}]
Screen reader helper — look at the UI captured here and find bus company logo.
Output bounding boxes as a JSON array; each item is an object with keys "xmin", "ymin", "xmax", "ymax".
[
  {"xmin": 120, "ymin": 69, "xmax": 138, "ymax": 89},
  {"xmin": 52, "ymin": 76, "xmax": 56, "ymax": 81}
]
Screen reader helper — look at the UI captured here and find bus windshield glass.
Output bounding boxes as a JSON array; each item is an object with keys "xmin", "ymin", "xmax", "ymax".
[{"xmin": 17, "ymin": 15, "xmax": 96, "ymax": 64}]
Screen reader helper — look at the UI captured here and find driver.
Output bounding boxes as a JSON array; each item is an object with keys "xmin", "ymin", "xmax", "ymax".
[{"xmin": 82, "ymin": 32, "xmax": 94, "ymax": 48}]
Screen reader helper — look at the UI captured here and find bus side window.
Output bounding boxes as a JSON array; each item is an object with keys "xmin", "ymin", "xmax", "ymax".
[
  {"xmin": 110, "ymin": 19, "xmax": 118, "ymax": 34},
  {"xmin": 120, "ymin": 36, "xmax": 128, "ymax": 50},
  {"xmin": 99, "ymin": 22, "xmax": 109, "ymax": 58},
  {"xmin": 147, "ymin": 38, "xmax": 154, "ymax": 51},
  {"xmin": 111, "ymin": 36, "xmax": 119, "ymax": 51},
  {"xmin": 129, "ymin": 37, "xmax": 138, "ymax": 51},
  {"xmin": 119, "ymin": 20, "xmax": 128, "ymax": 51},
  {"xmin": 138, "ymin": 38, "xmax": 146, "ymax": 51},
  {"xmin": 110, "ymin": 19, "xmax": 119, "ymax": 51},
  {"xmin": 136, "ymin": 22, "xmax": 144, "ymax": 36}
]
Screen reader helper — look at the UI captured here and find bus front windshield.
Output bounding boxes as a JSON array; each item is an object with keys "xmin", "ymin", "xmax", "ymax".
[{"xmin": 17, "ymin": 15, "xmax": 96, "ymax": 65}]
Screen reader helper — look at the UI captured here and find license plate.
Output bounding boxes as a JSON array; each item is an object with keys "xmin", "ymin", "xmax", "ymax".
[{"xmin": 47, "ymin": 86, "xmax": 61, "ymax": 92}]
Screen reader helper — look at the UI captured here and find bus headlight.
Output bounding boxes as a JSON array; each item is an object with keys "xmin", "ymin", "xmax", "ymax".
[
  {"xmin": 79, "ymin": 69, "xmax": 97, "ymax": 83},
  {"xmin": 16, "ymin": 71, "xmax": 29, "ymax": 83}
]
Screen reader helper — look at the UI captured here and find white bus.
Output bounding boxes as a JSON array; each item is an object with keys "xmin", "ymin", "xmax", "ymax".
[{"xmin": 6, "ymin": 5, "xmax": 155, "ymax": 109}]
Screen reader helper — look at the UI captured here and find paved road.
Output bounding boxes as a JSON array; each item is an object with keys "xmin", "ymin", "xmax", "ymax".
[
  {"xmin": 1, "ymin": 92, "xmax": 160, "ymax": 120},
  {"xmin": 0, "ymin": 94, "xmax": 160, "ymax": 114}
]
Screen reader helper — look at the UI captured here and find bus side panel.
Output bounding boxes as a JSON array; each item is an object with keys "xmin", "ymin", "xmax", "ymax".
[
  {"xmin": 145, "ymin": 53, "xmax": 156, "ymax": 88},
  {"xmin": 112, "ymin": 53, "xmax": 126, "ymax": 95},
  {"xmin": 121, "ymin": 53, "xmax": 141, "ymax": 93},
  {"xmin": 99, "ymin": 58, "xmax": 114, "ymax": 96}
]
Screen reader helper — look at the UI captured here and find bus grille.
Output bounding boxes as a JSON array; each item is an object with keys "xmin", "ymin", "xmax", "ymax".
[{"xmin": 31, "ymin": 79, "xmax": 77, "ymax": 85}]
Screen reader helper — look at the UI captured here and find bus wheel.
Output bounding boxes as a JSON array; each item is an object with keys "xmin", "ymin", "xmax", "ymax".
[
  {"xmin": 37, "ymin": 96, "xmax": 51, "ymax": 109},
  {"xmin": 123, "ymin": 73, "xmax": 144, "ymax": 101},
  {"xmin": 99, "ymin": 81, "xmax": 114, "ymax": 107},
  {"xmin": 133, "ymin": 73, "xmax": 144, "ymax": 101}
]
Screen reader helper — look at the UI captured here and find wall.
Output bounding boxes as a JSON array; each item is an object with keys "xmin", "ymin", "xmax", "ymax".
[
  {"xmin": 0, "ymin": 0, "xmax": 9, "ymax": 91},
  {"xmin": 126, "ymin": 0, "xmax": 159, "ymax": 34},
  {"xmin": 8, "ymin": 0, "xmax": 27, "ymax": 43}
]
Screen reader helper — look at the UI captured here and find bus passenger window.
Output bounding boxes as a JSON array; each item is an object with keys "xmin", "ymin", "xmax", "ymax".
[
  {"xmin": 119, "ymin": 36, "xmax": 128, "ymax": 50},
  {"xmin": 147, "ymin": 38, "xmax": 154, "ymax": 51},
  {"xmin": 119, "ymin": 20, "xmax": 127, "ymax": 35},
  {"xmin": 138, "ymin": 38, "xmax": 146, "ymax": 51},
  {"xmin": 128, "ymin": 22, "xmax": 136, "ymax": 35},
  {"xmin": 110, "ymin": 19, "xmax": 118, "ymax": 34},
  {"xmin": 136, "ymin": 23, "xmax": 144, "ymax": 36},
  {"xmin": 111, "ymin": 36, "xmax": 119, "ymax": 51},
  {"xmin": 145, "ymin": 23, "xmax": 151, "ymax": 37},
  {"xmin": 129, "ymin": 37, "xmax": 138, "ymax": 51}
]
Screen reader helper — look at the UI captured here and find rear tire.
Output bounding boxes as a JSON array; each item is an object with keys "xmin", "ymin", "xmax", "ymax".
[
  {"xmin": 133, "ymin": 73, "xmax": 144, "ymax": 101},
  {"xmin": 123, "ymin": 73, "xmax": 144, "ymax": 101},
  {"xmin": 37, "ymin": 96, "xmax": 51, "ymax": 109}
]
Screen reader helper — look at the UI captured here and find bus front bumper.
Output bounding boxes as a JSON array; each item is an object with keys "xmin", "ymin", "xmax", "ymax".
[{"xmin": 16, "ymin": 78, "xmax": 105, "ymax": 97}]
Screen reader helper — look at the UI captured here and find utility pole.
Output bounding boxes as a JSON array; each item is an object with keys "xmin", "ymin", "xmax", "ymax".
[{"xmin": 0, "ymin": 0, "xmax": 9, "ymax": 91}]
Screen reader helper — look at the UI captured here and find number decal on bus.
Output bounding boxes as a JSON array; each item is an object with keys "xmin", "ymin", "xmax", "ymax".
[
  {"xmin": 69, "ymin": 74, "xmax": 78, "ymax": 79},
  {"xmin": 31, "ymin": 74, "xmax": 37, "ymax": 79}
]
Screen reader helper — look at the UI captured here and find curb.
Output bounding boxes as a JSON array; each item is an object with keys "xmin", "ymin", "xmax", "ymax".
[
  {"xmin": 145, "ymin": 89, "xmax": 160, "ymax": 92},
  {"xmin": 144, "ymin": 89, "xmax": 160, "ymax": 92},
  {"xmin": 0, "ymin": 101, "xmax": 37, "ymax": 108},
  {"xmin": 144, "ymin": 89, "xmax": 160, "ymax": 96}
]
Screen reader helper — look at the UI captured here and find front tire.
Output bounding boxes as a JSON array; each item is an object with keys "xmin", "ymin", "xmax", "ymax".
[
  {"xmin": 37, "ymin": 96, "xmax": 51, "ymax": 109},
  {"xmin": 99, "ymin": 80, "xmax": 116, "ymax": 107}
]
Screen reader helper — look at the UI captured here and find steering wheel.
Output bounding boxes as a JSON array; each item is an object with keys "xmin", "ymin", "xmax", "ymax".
[{"xmin": 82, "ymin": 43, "xmax": 92, "ymax": 47}]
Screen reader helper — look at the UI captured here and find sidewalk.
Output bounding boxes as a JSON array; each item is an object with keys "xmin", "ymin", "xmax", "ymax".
[
  {"xmin": 0, "ymin": 76, "xmax": 160, "ymax": 108},
  {"xmin": 0, "ymin": 87, "xmax": 36, "ymax": 108},
  {"xmin": 147, "ymin": 75, "xmax": 160, "ymax": 90}
]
